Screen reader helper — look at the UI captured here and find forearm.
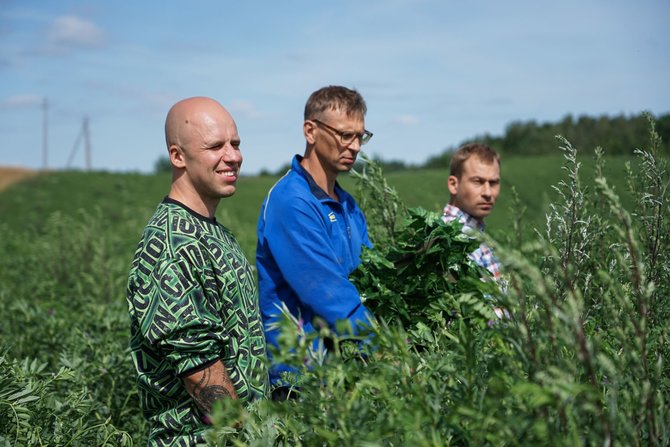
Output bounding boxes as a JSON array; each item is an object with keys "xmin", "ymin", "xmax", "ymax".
[{"xmin": 182, "ymin": 360, "xmax": 237, "ymax": 415}]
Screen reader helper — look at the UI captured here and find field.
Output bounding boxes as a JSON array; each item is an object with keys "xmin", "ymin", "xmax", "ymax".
[
  {"xmin": 0, "ymin": 154, "xmax": 635, "ymax": 260},
  {"xmin": 0, "ymin": 146, "xmax": 668, "ymax": 446},
  {"xmin": 0, "ymin": 167, "xmax": 38, "ymax": 192}
]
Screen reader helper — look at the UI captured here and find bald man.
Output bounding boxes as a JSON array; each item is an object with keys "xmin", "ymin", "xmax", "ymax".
[{"xmin": 127, "ymin": 97, "xmax": 268, "ymax": 446}]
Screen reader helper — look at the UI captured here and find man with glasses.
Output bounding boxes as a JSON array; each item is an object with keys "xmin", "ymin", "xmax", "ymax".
[{"xmin": 256, "ymin": 85, "xmax": 375, "ymax": 399}]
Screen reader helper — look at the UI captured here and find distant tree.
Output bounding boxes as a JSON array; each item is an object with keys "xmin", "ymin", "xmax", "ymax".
[
  {"xmin": 352, "ymin": 155, "xmax": 410, "ymax": 173},
  {"xmin": 423, "ymin": 150, "xmax": 453, "ymax": 170},
  {"xmin": 370, "ymin": 155, "xmax": 410, "ymax": 173},
  {"xmin": 657, "ymin": 114, "xmax": 670, "ymax": 157},
  {"xmin": 273, "ymin": 163, "xmax": 292, "ymax": 176},
  {"xmin": 255, "ymin": 112, "xmax": 670, "ymax": 176},
  {"xmin": 154, "ymin": 156, "xmax": 172, "ymax": 174},
  {"xmin": 419, "ymin": 112, "xmax": 670, "ymax": 169},
  {"xmin": 377, "ymin": 159, "xmax": 410, "ymax": 173}
]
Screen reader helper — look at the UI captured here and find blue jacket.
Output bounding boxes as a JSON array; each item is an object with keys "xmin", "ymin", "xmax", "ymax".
[{"xmin": 256, "ymin": 155, "xmax": 373, "ymax": 385}]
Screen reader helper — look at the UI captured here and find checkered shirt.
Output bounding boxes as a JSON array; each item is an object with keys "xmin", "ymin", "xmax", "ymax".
[{"xmin": 441, "ymin": 204, "xmax": 502, "ymax": 281}]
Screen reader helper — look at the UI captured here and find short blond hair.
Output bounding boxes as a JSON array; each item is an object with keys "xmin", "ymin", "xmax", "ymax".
[
  {"xmin": 450, "ymin": 143, "xmax": 500, "ymax": 178},
  {"xmin": 304, "ymin": 85, "xmax": 367, "ymax": 121}
]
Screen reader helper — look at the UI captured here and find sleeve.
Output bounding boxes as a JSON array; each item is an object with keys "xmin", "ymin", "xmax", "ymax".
[
  {"xmin": 264, "ymin": 196, "xmax": 373, "ymax": 333},
  {"xmin": 141, "ymin": 256, "xmax": 233, "ymax": 376}
]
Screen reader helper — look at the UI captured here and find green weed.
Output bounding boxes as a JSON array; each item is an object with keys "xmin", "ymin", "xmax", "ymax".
[{"xmin": 0, "ymin": 126, "xmax": 666, "ymax": 445}]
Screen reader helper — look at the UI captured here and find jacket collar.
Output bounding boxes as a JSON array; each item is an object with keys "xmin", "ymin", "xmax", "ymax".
[{"xmin": 292, "ymin": 155, "xmax": 344, "ymax": 202}]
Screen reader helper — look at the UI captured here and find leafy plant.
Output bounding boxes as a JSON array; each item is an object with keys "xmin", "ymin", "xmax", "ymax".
[
  {"xmin": 0, "ymin": 354, "xmax": 133, "ymax": 446},
  {"xmin": 207, "ymin": 123, "xmax": 669, "ymax": 446},
  {"xmin": 351, "ymin": 207, "xmax": 497, "ymax": 331},
  {"xmin": 351, "ymin": 152, "xmax": 407, "ymax": 245},
  {"xmin": 0, "ymin": 123, "xmax": 667, "ymax": 445}
]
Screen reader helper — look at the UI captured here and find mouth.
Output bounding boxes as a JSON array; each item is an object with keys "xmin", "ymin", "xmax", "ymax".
[{"xmin": 216, "ymin": 167, "xmax": 240, "ymax": 180}]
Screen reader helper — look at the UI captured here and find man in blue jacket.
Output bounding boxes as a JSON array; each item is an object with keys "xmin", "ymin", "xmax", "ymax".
[{"xmin": 256, "ymin": 85, "xmax": 375, "ymax": 398}]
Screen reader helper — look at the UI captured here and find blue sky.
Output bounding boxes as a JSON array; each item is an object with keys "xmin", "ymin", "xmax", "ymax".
[{"xmin": 1, "ymin": 0, "xmax": 668, "ymax": 174}]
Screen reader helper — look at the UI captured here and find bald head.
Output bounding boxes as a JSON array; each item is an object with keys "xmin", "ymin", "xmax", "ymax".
[
  {"xmin": 165, "ymin": 97, "xmax": 236, "ymax": 150},
  {"xmin": 163, "ymin": 96, "xmax": 243, "ymax": 216}
]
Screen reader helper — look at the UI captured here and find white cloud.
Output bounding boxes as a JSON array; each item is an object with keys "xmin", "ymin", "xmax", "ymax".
[
  {"xmin": 46, "ymin": 15, "xmax": 106, "ymax": 49},
  {"xmin": 0, "ymin": 94, "xmax": 44, "ymax": 109}
]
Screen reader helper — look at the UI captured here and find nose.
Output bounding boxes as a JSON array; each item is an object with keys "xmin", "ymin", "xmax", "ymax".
[
  {"xmin": 482, "ymin": 183, "xmax": 492, "ymax": 199},
  {"xmin": 222, "ymin": 143, "xmax": 242, "ymax": 164},
  {"xmin": 347, "ymin": 138, "xmax": 362, "ymax": 153}
]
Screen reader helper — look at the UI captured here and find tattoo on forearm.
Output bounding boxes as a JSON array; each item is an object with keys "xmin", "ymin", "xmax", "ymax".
[
  {"xmin": 195, "ymin": 385, "xmax": 231, "ymax": 413},
  {"xmin": 191, "ymin": 367, "xmax": 234, "ymax": 413}
]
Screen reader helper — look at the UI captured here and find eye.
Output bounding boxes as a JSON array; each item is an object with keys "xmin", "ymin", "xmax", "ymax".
[{"xmin": 340, "ymin": 132, "xmax": 356, "ymax": 140}]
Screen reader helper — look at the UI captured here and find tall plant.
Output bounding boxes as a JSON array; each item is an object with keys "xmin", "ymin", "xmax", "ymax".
[
  {"xmin": 208, "ymin": 129, "xmax": 669, "ymax": 445},
  {"xmin": 350, "ymin": 152, "xmax": 407, "ymax": 245}
]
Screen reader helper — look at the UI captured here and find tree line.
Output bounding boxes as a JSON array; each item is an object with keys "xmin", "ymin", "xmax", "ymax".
[
  {"xmin": 422, "ymin": 111, "xmax": 670, "ymax": 170},
  {"xmin": 156, "ymin": 112, "xmax": 670, "ymax": 174}
]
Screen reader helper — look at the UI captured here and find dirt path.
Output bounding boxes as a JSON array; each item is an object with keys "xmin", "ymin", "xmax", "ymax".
[{"xmin": 0, "ymin": 167, "xmax": 39, "ymax": 191}]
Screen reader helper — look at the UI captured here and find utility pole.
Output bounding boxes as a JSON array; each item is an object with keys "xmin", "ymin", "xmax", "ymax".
[
  {"xmin": 42, "ymin": 97, "xmax": 48, "ymax": 170},
  {"xmin": 65, "ymin": 117, "xmax": 93, "ymax": 170},
  {"xmin": 83, "ymin": 116, "xmax": 91, "ymax": 171}
]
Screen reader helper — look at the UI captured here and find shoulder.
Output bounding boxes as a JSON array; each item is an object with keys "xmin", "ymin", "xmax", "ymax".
[
  {"xmin": 267, "ymin": 169, "xmax": 310, "ymax": 199},
  {"xmin": 140, "ymin": 202, "xmax": 217, "ymax": 261},
  {"xmin": 338, "ymin": 186, "xmax": 359, "ymax": 207},
  {"xmin": 338, "ymin": 186, "xmax": 365, "ymax": 217},
  {"xmin": 442, "ymin": 204, "xmax": 468, "ymax": 224},
  {"xmin": 262, "ymin": 170, "xmax": 318, "ymax": 216}
]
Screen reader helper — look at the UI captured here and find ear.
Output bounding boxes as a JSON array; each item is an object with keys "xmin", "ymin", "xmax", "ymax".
[
  {"xmin": 168, "ymin": 144, "xmax": 186, "ymax": 169},
  {"xmin": 447, "ymin": 175, "xmax": 459, "ymax": 196},
  {"xmin": 304, "ymin": 120, "xmax": 317, "ymax": 145}
]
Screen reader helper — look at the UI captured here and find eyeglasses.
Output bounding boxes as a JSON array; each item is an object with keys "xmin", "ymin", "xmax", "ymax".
[{"xmin": 312, "ymin": 119, "xmax": 373, "ymax": 146}]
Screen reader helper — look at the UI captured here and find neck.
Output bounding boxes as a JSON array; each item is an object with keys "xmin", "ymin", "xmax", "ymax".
[
  {"xmin": 447, "ymin": 202, "xmax": 485, "ymax": 226},
  {"xmin": 300, "ymin": 154, "xmax": 338, "ymax": 200},
  {"xmin": 168, "ymin": 182, "xmax": 218, "ymax": 218}
]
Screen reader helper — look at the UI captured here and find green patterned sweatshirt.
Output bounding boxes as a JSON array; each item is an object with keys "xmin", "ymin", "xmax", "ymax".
[{"xmin": 127, "ymin": 198, "xmax": 268, "ymax": 446}]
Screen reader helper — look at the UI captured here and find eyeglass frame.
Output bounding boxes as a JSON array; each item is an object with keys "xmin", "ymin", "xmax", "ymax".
[{"xmin": 311, "ymin": 119, "xmax": 373, "ymax": 146}]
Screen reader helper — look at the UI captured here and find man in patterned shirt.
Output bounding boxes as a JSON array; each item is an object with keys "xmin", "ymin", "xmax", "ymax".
[
  {"xmin": 127, "ymin": 97, "xmax": 268, "ymax": 446},
  {"xmin": 442, "ymin": 143, "xmax": 503, "ymax": 287}
]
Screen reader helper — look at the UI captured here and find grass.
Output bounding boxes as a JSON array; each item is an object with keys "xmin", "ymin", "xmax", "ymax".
[
  {"xmin": 372, "ymin": 155, "xmax": 635, "ymax": 237},
  {"xmin": 0, "ymin": 147, "xmax": 667, "ymax": 445},
  {"xmin": 0, "ymin": 155, "xmax": 636, "ymax": 261}
]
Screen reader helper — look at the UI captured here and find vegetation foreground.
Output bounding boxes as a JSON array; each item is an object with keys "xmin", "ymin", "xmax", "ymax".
[{"xmin": 0, "ymin": 128, "xmax": 668, "ymax": 446}]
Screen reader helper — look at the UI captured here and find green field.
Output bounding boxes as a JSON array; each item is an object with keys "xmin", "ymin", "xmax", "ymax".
[
  {"xmin": 0, "ymin": 154, "xmax": 636, "ymax": 260},
  {"xmin": 359, "ymin": 154, "xmax": 635, "ymax": 238},
  {"xmin": 0, "ymin": 150, "xmax": 667, "ymax": 446}
]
